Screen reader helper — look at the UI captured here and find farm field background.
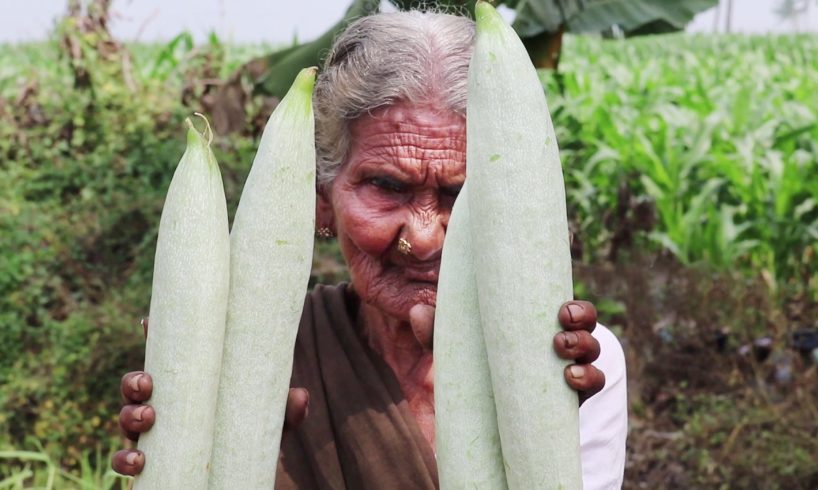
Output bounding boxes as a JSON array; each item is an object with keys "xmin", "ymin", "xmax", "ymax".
[{"xmin": 1, "ymin": 22, "xmax": 817, "ymax": 489}]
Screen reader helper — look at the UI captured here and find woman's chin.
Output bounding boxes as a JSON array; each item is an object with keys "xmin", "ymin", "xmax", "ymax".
[
  {"xmin": 405, "ymin": 276, "xmax": 437, "ymax": 297},
  {"xmin": 367, "ymin": 280, "xmax": 438, "ymax": 321},
  {"xmin": 352, "ymin": 264, "xmax": 440, "ymax": 318}
]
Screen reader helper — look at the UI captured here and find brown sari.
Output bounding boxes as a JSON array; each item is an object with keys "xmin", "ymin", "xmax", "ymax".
[{"xmin": 275, "ymin": 284, "xmax": 439, "ymax": 489}]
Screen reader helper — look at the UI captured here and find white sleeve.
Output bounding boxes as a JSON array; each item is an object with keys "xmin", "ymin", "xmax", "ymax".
[{"xmin": 578, "ymin": 323, "xmax": 628, "ymax": 490}]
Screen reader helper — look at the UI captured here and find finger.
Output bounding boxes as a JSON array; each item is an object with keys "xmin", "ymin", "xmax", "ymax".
[
  {"xmin": 553, "ymin": 330, "xmax": 601, "ymax": 364},
  {"xmin": 409, "ymin": 304, "xmax": 435, "ymax": 350},
  {"xmin": 557, "ymin": 300, "xmax": 597, "ymax": 332},
  {"xmin": 119, "ymin": 404, "xmax": 155, "ymax": 439},
  {"xmin": 112, "ymin": 449, "xmax": 145, "ymax": 476},
  {"xmin": 121, "ymin": 371, "xmax": 153, "ymax": 403},
  {"xmin": 284, "ymin": 388, "xmax": 310, "ymax": 431},
  {"xmin": 564, "ymin": 364, "xmax": 605, "ymax": 405}
]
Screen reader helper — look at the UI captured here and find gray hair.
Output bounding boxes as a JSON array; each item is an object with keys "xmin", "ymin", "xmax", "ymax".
[{"xmin": 313, "ymin": 10, "xmax": 475, "ymax": 188}]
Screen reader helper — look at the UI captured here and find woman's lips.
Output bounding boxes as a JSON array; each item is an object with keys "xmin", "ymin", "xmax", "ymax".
[{"xmin": 401, "ymin": 262, "xmax": 440, "ymax": 283}]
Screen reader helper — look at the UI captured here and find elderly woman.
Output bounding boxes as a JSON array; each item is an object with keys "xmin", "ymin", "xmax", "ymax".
[{"xmin": 113, "ymin": 10, "xmax": 627, "ymax": 489}]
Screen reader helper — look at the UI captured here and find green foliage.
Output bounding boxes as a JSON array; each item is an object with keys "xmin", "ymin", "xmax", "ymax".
[
  {"xmin": 561, "ymin": 0, "xmax": 718, "ymax": 35},
  {"xmin": 256, "ymin": 0, "xmax": 380, "ymax": 98},
  {"xmin": 676, "ymin": 392, "xmax": 818, "ymax": 488},
  {"xmin": 1, "ymin": 23, "xmax": 817, "ymax": 489},
  {"xmin": 252, "ymin": 0, "xmax": 716, "ymax": 97},
  {"xmin": 0, "ymin": 21, "xmax": 262, "ymax": 481},
  {"xmin": 546, "ymin": 34, "xmax": 818, "ymax": 297},
  {"xmin": 386, "ymin": 0, "xmax": 717, "ymax": 36},
  {"xmin": 0, "ymin": 442, "xmax": 130, "ymax": 489}
]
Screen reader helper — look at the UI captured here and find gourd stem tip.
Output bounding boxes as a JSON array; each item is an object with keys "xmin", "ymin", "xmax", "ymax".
[
  {"xmin": 192, "ymin": 112, "xmax": 214, "ymax": 146},
  {"xmin": 475, "ymin": 1, "xmax": 502, "ymax": 31}
]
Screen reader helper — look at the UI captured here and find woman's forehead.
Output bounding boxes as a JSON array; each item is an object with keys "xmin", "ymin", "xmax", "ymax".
[
  {"xmin": 353, "ymin": 101, "xmax": 465, "ymax": 137},
  {"xmin": 338, "ymin": 101, "xmax": 467, "ymax": 182}
]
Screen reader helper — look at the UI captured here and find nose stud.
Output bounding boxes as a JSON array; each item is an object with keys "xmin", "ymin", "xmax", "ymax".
[{"xmin": 397, "ymin": 237, "xmax": 413, "ymax": 255}]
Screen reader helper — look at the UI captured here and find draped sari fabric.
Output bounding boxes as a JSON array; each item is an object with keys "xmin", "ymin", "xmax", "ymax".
[{"xmin": 276, "ymin": 284, "xmax": 439, "ymax": 489}]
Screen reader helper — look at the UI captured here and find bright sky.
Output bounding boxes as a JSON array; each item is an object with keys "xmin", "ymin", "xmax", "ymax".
[{"xmin": 0, "ymin": 0, "xmax": 815, "ymax": 45}]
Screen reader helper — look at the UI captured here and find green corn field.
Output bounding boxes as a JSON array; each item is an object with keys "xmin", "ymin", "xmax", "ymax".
[{"xmin": 545, "ymin": 34, "xmax": 818, "ymax": 292}]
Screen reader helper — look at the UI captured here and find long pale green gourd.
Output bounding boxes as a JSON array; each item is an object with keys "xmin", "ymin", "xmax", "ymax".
[
  {"xmin": 208, "ymin": 67, "xmax": 317, "ymax": 489},
  {"xmin": 135, "ymin": 116, "xmax": 230, "ymax": 490},
  {"xmin": 466, "ymin": 2, "xmax": 582, "ymax": 489},
  {"xmin": 434, "ymin": 184, "xmax": 508, "ymax": 490}
]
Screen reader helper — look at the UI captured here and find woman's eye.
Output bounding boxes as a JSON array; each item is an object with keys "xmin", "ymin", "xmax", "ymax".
[{"xmin": 370, "ymin": 177, "xmax": 406, "ymax": 193}]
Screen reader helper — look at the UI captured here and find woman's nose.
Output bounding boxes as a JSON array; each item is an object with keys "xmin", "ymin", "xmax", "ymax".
[{"xmin": 403, "ymin": 210, "xmax": 447, "ymax": 261}]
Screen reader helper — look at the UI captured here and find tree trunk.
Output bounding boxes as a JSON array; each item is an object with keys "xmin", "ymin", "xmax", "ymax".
[
  {"xmin": 725, "ymin": 0, "xmax": 734, "ymax": 33},
  {"xmin": 522, "ymin": 25, "xmax": 565, "ymax": 71}
]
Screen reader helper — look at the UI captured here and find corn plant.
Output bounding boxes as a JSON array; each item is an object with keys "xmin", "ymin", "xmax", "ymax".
[{"xmin": 546, "ymin": 34, "xmax": 818, "ymax": 296}]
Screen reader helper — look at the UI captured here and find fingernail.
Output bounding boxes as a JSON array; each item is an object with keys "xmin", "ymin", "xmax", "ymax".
[
  {"xmin": 126, "ymin": 451, "xmax": 141, "ymax": 465},
  {"xmin": 133, "ymin": 405, "xmax": 147, "ymax": 422},
  {"xmin": 563, "ymin": 331, "xmax": 578, "ymax": 348},
  {"xmin": 129, "ymin": 374, "xmax": 143, "ymax": 393},
  {"xmin": 567, "ymin": 304, "xmax": 584, "ymax": 323},
  {"xmin": 139, "ymin": 318, "xmax": 146, "ymax": 328},
  {"xmin": 569, "ymin": 365, "xmax": 584, "ymax": 379}
]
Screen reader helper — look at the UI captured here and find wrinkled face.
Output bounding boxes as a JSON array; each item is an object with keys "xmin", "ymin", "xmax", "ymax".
[{"xmin": 320, "ymin": 101, "xmax": 466, "ymax": 321}]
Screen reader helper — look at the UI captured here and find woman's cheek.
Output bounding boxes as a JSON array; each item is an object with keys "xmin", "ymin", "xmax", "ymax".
[{"xmin": 341, "ymin": 195, "xmax": 405, "ymax": 255}]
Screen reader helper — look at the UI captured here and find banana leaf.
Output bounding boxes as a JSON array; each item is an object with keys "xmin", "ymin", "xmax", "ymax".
[
  {"xmin": 390, "ymin": 0, "xmax": 717, "ymax": 37},
  {"xmin": 254, "ymin": 0, "xmax": 380, "ymax": 97},
  {"xmin": 246, "ymin": 0, "xmax": 716, "ymax": 98},
  {"xmin": 566, "ymin": 0, "xmax": 719, "ymax": 35}
]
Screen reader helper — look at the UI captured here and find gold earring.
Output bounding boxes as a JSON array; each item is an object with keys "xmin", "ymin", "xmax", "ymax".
[{"xmin": 397, "ymin": 237, "xmax": 412, "ymax": 255}]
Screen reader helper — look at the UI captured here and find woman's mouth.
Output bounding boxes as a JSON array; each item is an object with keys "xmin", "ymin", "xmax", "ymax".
[{"xmin": 402, "ymin": 262, "xmax": 440, "ymax": 284}]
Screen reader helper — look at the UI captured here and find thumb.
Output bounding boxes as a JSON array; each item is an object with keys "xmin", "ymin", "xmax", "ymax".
[
  {"xmin": 284, "ymin": 387, "xmax": 310, "ymax": 432},
  {"xmin": 409, "ymin": 304, "xmax": 435, "ymax": 351}
]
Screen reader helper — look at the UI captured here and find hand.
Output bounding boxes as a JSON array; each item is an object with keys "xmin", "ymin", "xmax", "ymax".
[
  {"xmin": 554, "ymin": 300, "xmax": 605, "ymax": 405},
  {"xmin": 409, "ymin": 304, "xmax": 435, "ymax": 351},
  {"xmin": 409, "ymin": 300, "xmax": 605, "ymax": 405},
  {"xmin": 111, "ymin": 318, "xmax": 311, "ymax": 476}
]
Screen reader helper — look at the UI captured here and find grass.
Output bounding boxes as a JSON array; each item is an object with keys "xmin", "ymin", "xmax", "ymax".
[{"xmin": 0, "ymin": 443, "xmax": 129, "ymax": 489}]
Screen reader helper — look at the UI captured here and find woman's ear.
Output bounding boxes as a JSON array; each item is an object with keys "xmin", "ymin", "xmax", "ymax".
[{"xmin": 315, "ymin": 185, "xmax": 336, "ymax": 235}]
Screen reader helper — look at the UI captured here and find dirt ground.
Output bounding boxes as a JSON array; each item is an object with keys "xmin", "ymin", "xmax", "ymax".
[{"xmin": 574, "ymin": 256, "xmax": 818, "ymax": 489}]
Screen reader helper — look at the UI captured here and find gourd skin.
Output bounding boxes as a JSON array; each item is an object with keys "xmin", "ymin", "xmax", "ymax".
[
  {"xmin": 466, "ymin": 3, "xmax": 582, "ymax": 489},
  {"xmin": 435, "ymin": 184, "xmax": 508, "ymax": 490},
  {"xmin": 135, "ymin": 120, "xmax": 230, "ymax": 490},
  {"xmin": 208, "ymin": 68, "xmax": 317, "ymax": 490}
]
